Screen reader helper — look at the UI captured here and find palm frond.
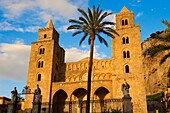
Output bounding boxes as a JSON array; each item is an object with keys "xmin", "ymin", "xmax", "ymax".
[
  {"xmin": 101, "ymin": 21, "xmax": 115, "ymax": 26},
  {"xmin": 92, "ymin": 6, "xmax": 96, "ymax": 23},
  {"xmin": 97, "ymin": 34, "xmax": 108, "ymax": 47},
  {"xmin": 78, "ymin": 8, "xmax": 90, "ymax": 24},
  {"xmin": 143, "ymin": 44, "xmax": 170, "ymax": 58},
  {"xmin": 69, "ymin": 19, "xmax": 83, "ymax": 24},
  {"xmin": 79, "ymin": 17, "xmax": 89, "ymax": 25},
  {"xmin": 72, "ymin": 31, "xmax": 83, "ymax": 37},
  {"xmin": 98, "ymin": 12, "xmax": 113, "ymax": 24},
  {"xmin": 162, "ymin": 19, "xmax": 170, "ymax": 28},
  {"xmin": 150, "ymin": 34, "xmax": 170, "ymax": 42},
  {"xmin": 101, "ymin": 30, "xmax": 115, "ymax": 38},
  {"xmin": 103, "ymin": 27, "xmax": 118, "ymax": 36},
  {"xmin": 88, "ymin": 8, "xmax": 93, "ymax": 24},
  {"xmin": 96, "ymin": 8, "xmax": 102, "ymax": 21},
  {"xmin": 67, "ymin": 25, "xmax": 82, "ymax": 30},
  {"xmin": 160, "ymin": 53, "xmax": 170, "ymax": 64},
  {"xmin": 79, "ymin": 33, "xmax": 88, "ymax": 46}
]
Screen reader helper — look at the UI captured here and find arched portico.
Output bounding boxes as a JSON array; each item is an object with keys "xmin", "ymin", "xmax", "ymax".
[
  {"xmin": 70, "ymin": 88, "xmax": 87, "ymax": 113},
  {"xmin": 93, "ymin": 87, "xmax": 110, "ymax": 112},
  {"xmin": 52, "ymin": 89, "xmax": 68, "ymax": 113}
]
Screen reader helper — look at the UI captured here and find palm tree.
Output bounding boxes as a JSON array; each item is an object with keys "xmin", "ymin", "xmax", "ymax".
[
  {"xmin": 143, "ymin": 19, "xmax": 170, "ymax": 64},
  {"xmin": 67, "ymin": 5, "xmax": 118, "ymax": 113}
]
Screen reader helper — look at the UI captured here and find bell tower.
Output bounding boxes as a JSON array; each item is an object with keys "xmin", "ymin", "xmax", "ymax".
[
  {"xmin": 112, "ymin": 7, "xmax": 147, "ymax": 113},
  {"xmin": 24, "ymin": 19, "xmax": 65, "ymax": 112}
]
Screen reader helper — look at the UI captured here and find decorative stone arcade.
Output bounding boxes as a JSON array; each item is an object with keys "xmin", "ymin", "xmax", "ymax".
[{"xmin": 52, "ymin": 86, "xmax": 123, "ymax": 113}]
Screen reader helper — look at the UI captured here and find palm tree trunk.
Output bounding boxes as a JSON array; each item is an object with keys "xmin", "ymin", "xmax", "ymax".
[{"xmin": 86, "ymin": 37, "xmax": 94, "ymax": 113}]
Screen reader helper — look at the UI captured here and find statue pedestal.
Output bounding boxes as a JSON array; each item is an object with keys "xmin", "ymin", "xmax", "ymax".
[
  {"xmin": 7, "ymin": 101, "xmax": 17, "ymax": 113},
  {"xmin": 32, "ymin": 95, "xmax": 42, "ymax": 113},
  {"xmin": 32, "ymin": 102, "xmax": 42, "ymax": 113},
  {"xmin": 123, "ymin": 95, "xmax": 133, "ymax": 113}
]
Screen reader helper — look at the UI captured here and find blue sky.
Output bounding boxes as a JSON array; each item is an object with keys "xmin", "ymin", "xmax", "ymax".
[{"xmin": 0, "ymin": 0, "xmax": 169, "ymax": 98}]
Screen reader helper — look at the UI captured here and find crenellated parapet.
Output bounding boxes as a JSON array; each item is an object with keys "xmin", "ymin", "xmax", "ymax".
[{"xmin": 66, "ymin": 57, "xmax": 112, "ymax": 71}]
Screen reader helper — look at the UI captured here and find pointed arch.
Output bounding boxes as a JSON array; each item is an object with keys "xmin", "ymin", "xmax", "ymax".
[
  {"xmin": 125, "ymin": 19, "xmax": 128, "ymax": 25},
  {"xmin": 37, "ymin": 74, "xmax": 41, "ymax": 81},
  {"xmin": 122, "ymin": 20, "xmax": 125, "ymax": 26},
  {"xmin": 125, "ymin": 65, "xmax": 130, "ymax": 73},
  {"xmin": 53, "ymin": 89, "xmax": 68, "ymax": 113},
  {"xmin": 127, "ymin": 51, "xmax": 130, "ymax": 58},
  {"xmin": 122, "ymin": 37, "xmax": 126, "ymax": 44},
  {"xmin": 123, "ymin": 51, "xmax": 126, "ymax": 58},
  {"xmin": 126, "ymin": 37, "xmax": 129, "ymax": 44}
]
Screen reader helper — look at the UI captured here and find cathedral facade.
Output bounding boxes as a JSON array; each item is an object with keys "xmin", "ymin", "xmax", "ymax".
[{"xmin": 24, "ymin": 7, "xmax": 147, "ymax": 113}]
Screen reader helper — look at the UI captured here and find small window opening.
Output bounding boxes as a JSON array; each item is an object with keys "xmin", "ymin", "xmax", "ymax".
[
  {"xmin": 126, "ymin": 37, "xmax": 129, "ymax": 44},
  {"xmin": 123, "ymin": 51, "xmax": 126, "ymax": 58},
  {"xmin": 122, "ymin": 37, "xmax": 125, "ymax": 44},
  {"xmin": 122, "ymin": 20, "xmax": 125, "ymax": 26},
  {"xmin": 127, "ymin": 51, "xmax": 130, "ymax": 58},
  {"xmin": 125, "ymin": 65, "xmax": 130, "ymax": 73},
  {"xmin": 38, "ymin": 74, "xmax": 41, "ymax": 81},
  {"xmin": 38, "ymin": 61, "xmax": 44, "ymax": 68},
  {"xmin": 41, "ymin": 61, "xmax": 44, "ymax": 68},
  {"xmin": 39, "ymin": 48, "xmax": 45, "ymax": 54},
  {"xmin": 44, "ymin": 34, "xmax": 47, "ymax": 38},
  {"xmin": 125, "ymin": 19, "xmax": 128, "ymax": 25}
]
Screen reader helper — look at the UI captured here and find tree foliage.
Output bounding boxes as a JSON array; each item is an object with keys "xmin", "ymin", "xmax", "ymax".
[
  {"xmin": 67, "ymin": 5, "xmax": 118, "ymax": 47},
  {"xmin": 143, "ymin": 19, "xmax": 170, "ymax": 64}
]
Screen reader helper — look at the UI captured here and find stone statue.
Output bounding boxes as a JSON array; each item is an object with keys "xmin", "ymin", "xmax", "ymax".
[
  {"xmin": 122, "ymin": 79, "xmax": 130, "ymax": 96},
  {"xmin": 11, "ymin": 87, "xmax": 18, "ymax": 102},
  {"xmin": 34, "ymin": 84, "xmax": 41, "ymax": 102}
]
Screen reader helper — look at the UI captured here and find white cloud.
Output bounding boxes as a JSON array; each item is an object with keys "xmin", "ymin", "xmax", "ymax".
[
  {"xmin": 0, "ymin": 21, "xmax": 40, "ymax": 33},
  {"xmin": 0, "ymin": 21, "xmax": 24, "ymax": 32},
  {"xmin": 0, "ymin": 42, "xmax": 106, "ymax": 81},
  {"xmin": 0, "ymin": 0, "xmax": 88, "ymax": 32},
  {"xmin": 65, "ymin": 46, "xmax": 107, "ymax": 62},
  {"xmin": 135, "ymin": 12, "xmax": 143, "ymax": 19},
  {"xmin": 25, "ymin": 26, "xmax": 41, "ymax": 32},
  {"xmin": 105, "ymin": 11, "xmax": 116, "ymax": 23},
  {"xmin": 0, "ymin": 42, "xmax": 31, "ymax": 81}
]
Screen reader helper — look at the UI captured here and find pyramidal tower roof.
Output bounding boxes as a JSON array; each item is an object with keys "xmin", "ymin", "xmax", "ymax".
[
  {"xmin": 45, "ymin": 19, "xmax": 54, "ymax": 28},
  {"xmin": 120, "ymin": 6, "xmax": 130, "ymax": 13}
]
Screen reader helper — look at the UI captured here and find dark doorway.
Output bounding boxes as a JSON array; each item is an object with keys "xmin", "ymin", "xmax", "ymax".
[{"xmin": 52, "ymin": 89, "xmax": 67, "ymax": 113}]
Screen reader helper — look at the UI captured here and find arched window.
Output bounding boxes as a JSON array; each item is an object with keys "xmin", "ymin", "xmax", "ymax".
[
  {"xmin": 44, "ymin": 34, "xmax": 47, "ymax": 38},
  {"xmin": 122, "ymin": 20, "xmax": 125, "ymax": 26},
  {"xmin": 122, "ymin": 37, "xmax": 125, "ymax": 44},
  {"xmin": 37, "ymin": 74, "xmax": 41, "ymax": 81},
  {"xmin": 38, "ymin": 61, "xmax": 44, "ymax": 68},
  {"xmin": 126, "ymin": 37, "xmax": 129, "ymax": 44},
  {"xmin": 123, "ymin": 51, "xmax": 126, "ymax": 58},
  {"xmin": 127, "ymin": 51, "xmax": 130, "ymax": 58},
  {"xmin": 39, "ymin": 48, "xmax": 45, "ymax": 54},
  {"xmin": 125, "ymin": 65, "xmax": 130, "ymax": 73},
  {"xmin": 38, "ymin": 61, "xmax": 41, "ymax": 68},
  {"xmin": 125, "ymin": 19, "xmax": 128, "ymax": 25}
]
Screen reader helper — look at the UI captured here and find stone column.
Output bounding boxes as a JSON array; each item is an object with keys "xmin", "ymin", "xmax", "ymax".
[{"xmin": 123, "ymin": 95, "xmax": 133, "ymax": 113}]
